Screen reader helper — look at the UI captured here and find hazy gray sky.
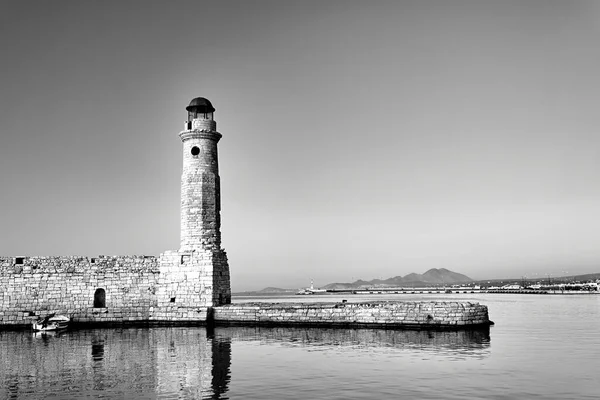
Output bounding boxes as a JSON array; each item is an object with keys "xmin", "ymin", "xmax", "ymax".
[{"xmin": 1, "ymin": 0, "xmax": 599, "ymax": 291}]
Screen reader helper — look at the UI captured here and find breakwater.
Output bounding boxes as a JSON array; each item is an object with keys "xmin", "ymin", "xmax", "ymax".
[
  {"xmin": 0, "ymin": 254, "xmax": 221, "ymax": 328},
  {"xmin": 0, "ymin": 257, "xmax": 492, "ymax": 329},
  {"xmin": 0, "ymin": 258, "xmax": 493, "ymax": 330},
  {"xmin": 213, "ymin": 301, "xmax": 492, "ymax": 329}
]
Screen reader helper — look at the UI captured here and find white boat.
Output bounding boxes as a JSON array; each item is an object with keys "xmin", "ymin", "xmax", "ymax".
[{"xmin": 32, "ymin": 314, "xmax": 70, "ymax": 331}]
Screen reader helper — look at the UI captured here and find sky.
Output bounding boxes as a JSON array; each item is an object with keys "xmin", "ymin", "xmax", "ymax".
[{"xmin": 1, "ymin": 0, "xmax": 599, "ymax": 291}]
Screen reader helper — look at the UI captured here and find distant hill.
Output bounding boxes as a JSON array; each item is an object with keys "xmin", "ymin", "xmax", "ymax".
[
  {"xmin": 323, "ymin": 268, "xmax": 473, "ymax": 290},
  {"xmin": 566, "ymin": 273, "xmax": 600, "ymax": 282},
  {"xmin": 234, "ymin": 269, "xmax": 600, "ymax": 295},
  {"xmin": 473, "ymin": 272, "xmax": 600, "ymax": 286}
]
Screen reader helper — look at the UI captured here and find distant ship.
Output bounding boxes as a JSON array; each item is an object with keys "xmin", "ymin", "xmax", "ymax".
[{"xmin": 296, "ymin": 280, "xmax": 327, "ymax": 295}]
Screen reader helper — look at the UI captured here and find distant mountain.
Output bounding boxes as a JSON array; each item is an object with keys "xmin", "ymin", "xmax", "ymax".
[
  {"xmin": 421, "ymin": 268, "xmax": 471, "ymax": 284},
  {"xmin": 323, "ymin": 268, "xmax": 472, "ymax": 289},
  {"xmin": 236, "ymin": 269, "xmax": 600, "ymax": 295}
]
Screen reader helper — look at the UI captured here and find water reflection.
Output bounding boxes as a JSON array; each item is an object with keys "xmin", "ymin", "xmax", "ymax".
[
  {"xmin": 0, "ymin": 325, "xmax": 489, "ymax": 398},
  {"xmin": 0, "ymin": 327, "xmax": 232, "ymax": 399},
  {"xmin": 91, "ymin": 338, "xmax": 104, "ymax": 361},
  {"xmin": 218, "ymin": 326, "xmax": 491, "ymax": 360}
]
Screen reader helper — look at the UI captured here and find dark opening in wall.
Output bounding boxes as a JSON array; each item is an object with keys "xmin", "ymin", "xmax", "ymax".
[
  {"xmin": 91, "ymin": 258, "xmax": 96, "ymax": 264},
  {"xmin": 94, "ymin": 288, "xmax": 106, "ymax": 308},
  {"xmin": 191, "ymin": 146, "xmax": 200, "ymax": 156},
  {"xmin": 170, "ymin": 297, "xmax": 176, "ymax": 303},
  {"xmin": 15, "ymin": 257, "xmax": 24, "ymax": 265}
]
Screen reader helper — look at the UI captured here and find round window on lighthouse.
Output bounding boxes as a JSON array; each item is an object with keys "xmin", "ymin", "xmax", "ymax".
[{"xmin": 191, "ymin": 146, "xmax": 200, "ymax": 156}]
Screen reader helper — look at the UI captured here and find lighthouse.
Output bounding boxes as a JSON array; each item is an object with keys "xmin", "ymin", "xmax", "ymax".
[
  {"xmin": 158, "ymin": 97, "xmax": 231, "ymax": 311},
  {"xmin": 179, "ymin": 97, "xmax": 222, "ymax": 252}
]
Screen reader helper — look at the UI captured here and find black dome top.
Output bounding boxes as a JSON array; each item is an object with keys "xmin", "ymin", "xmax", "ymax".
[{"xmin": 186, "ymin": 97, "xmax": 215, "ymax": 113}]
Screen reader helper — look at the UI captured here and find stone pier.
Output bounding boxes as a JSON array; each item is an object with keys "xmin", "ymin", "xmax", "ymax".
[{"xmin": 213, "ymin": 302, "xmax": 493, "ymax": 329}]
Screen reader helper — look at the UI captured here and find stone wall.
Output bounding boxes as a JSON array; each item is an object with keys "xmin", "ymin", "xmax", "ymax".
[
  {"xmin": 213, "ymin": 301, "xmax": 492, "ymax": 328},
  {"xmin": 0, "ymin": 256, "xmax": 159, "ymax": 327},
  {"xmin": 1, "ymin": 258, "xmax": 488, "ymax": 329},
  {"xmin": 156, "ymin": 249, "xmax": 231, "ymax": 313},
  {"xmin": 0, "ymin": 251, "xmax": 232, "ymax": 327}
]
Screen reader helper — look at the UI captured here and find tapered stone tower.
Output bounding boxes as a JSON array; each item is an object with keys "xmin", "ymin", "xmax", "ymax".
[
  {"xmin": 180, "ymin": 97, "xmax": 222, "ymax": 252},
  {"xmin": 157, "ymin": 97, "xmax": 231, "ymax": 316}
]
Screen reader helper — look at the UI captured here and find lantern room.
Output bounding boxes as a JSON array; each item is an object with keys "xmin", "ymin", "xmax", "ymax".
[{"xmin": 186, "ymin": 97, "xmax": 215, "ymax": 120}]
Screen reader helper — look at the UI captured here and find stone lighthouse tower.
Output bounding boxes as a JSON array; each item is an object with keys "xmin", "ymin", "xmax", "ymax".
[
  {"xmin": 158, "ymin": 97, "xmax": 231, "ymax": 314},
  {"xmin": 180, "ymin": 97, "xmax": 222, "ymax": 252}
]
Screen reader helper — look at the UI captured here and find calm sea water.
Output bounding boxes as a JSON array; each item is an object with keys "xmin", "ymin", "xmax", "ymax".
[{"xmin": 1, "ymin": 293, "xmax": 599, "ymax": 399}]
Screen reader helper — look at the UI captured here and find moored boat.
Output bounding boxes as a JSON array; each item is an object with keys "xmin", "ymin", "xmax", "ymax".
[{"xmin": 32, "ymin": 314, "xmax": 70, "ymax": 331}]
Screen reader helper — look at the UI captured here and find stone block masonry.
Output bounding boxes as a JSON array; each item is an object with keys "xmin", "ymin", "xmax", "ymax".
[
  {"xmin": 0, "ymin": 256, "xmax": 159, "ymax": 327},
  {"xmin": 0, "ymin": 252, "xmax": 492, "ymax": 328},
  {"xmin": 213, "ymin": 301, "xmax": 493, "ymax": 329},
  {"xmin": 0, "ymin": 253, "xmax": 491, "ymax": 328},
  {"xmin": 0, "ymin": 253, "xmax": 227, "ymax": 328},
  {"xmin": 179, "ymin": 123, "xmax": 223, "ymax": 253},
  {"xmin": 157, "ymin": 250, "xmax": 231, "ymax": 311}
]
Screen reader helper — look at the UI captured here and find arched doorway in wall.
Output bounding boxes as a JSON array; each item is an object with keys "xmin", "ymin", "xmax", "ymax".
[{"xmin": 94, "ymin": 288, "xmax": 106, "ymax": 308}]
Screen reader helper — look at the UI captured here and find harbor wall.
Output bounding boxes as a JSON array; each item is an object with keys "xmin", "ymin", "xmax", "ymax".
[
  {"xmin": 0, "ymin": 257, "xmax": 492, "ymax": 329},
  {"xmin": 0, "ymin": 255, "xmax": 219, "ymax": 327},
  {"xmin": 213, "ymin": 301, "xmax": 492, "ymax": 329},
  {"xmin": 0, "ymin": 256, "xmax": 160, "ymax": 327}
]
